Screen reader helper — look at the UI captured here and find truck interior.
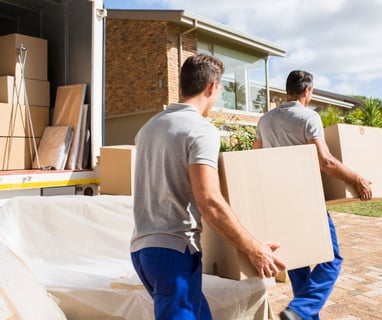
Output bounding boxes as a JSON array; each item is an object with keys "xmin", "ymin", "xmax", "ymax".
[
  {"xmin": 0, "ymin": 0, "xmax": 95, "ymax": 110},
  {"xmin": 0, "ymin": 0, "xmax": 104, "ymax": 197}
]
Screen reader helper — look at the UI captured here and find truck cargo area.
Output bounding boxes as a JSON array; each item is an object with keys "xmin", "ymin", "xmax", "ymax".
[{"xmin": 0, "ymin": 0, "xmax": 105, "ymax": 197}]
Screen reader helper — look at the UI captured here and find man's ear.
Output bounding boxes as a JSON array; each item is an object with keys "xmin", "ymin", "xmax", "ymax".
[
  {"xmin": 205, "ymin": 81, "xmax": 215, "ymax": 97},
  {"xmin": 206, "ymin": 81, "xmax": 219, "ymax": 97},
  {"xmin": 304, "ymin": 86, "xmax": 313, "ymax": 97}
]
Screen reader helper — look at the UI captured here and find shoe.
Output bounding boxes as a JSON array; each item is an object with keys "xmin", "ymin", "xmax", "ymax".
[{"xmin": 279, "ymin": 308, "xmax": 302, "ymax": 320}]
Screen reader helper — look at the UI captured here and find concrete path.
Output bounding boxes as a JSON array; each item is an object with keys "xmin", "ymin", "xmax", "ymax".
[{"xmin": 268, "ymin": 211, "xmax": 382, "ymax": 319}]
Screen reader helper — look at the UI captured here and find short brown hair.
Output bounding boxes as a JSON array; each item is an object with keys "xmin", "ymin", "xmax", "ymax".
[{"xmin": 180, "ymin": 54, "xmax": 225, "ymax": 98}]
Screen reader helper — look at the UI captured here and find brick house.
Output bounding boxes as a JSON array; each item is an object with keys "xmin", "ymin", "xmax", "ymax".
[{"xmin": 105, "ymin": 10, "xmax": 361, "ymax": 145}]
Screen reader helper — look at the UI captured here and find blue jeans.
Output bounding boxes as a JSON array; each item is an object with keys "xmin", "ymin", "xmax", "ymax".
[
  {"xmin": 131, "ymin": 247, "xmax": 212, "ymax": 320},
  {"xmin": 288, "ymin": 213, "xmax": 343, "ymax": 320}
]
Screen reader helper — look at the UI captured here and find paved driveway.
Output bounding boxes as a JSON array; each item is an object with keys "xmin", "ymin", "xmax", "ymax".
[{"xmin": 268, "ymin": 211, "xmax": 382, "ymax": 319}]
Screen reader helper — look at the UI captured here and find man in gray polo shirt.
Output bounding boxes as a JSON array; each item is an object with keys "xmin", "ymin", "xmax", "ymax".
[
  {"xmin": 253, "ymin": 70, "xmax": 372, "ymax": 320},
  {"xmin": 130, "ymin": 54, "xmax": 286, "ymax": 320}
]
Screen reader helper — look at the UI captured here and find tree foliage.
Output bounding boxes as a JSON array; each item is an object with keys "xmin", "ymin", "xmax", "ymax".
[{"xmin": 320, "ymin": 97, "xmax": 382, "ymax": 128}]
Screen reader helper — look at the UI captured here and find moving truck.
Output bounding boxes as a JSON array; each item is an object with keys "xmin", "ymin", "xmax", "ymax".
[{"xmin": 0, "ymin": 0, "xmax": 106, "ymax": 200}]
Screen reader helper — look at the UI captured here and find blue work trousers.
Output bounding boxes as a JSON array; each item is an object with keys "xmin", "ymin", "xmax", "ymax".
[
  {"xmin": 288, "ymin": 213, "xmax": 343, "ymax": 320},
  {"xmin": 131, "ymin": 247, "xmax": 212, "ymax": 320}
]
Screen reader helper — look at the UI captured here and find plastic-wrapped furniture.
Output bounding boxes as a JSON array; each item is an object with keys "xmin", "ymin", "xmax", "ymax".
[{"xmin": 0, "ymin": 195, "xmax": 274, "ymax": 319}]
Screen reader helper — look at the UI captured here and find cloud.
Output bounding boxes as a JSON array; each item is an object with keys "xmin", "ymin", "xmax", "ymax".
[{"xmin": 105, "ymin": 0, "xmax": 382, "ymax": 98}]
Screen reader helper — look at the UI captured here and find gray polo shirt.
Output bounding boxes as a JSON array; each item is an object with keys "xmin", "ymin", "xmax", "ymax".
[
  {"xmin": 130, "ymin": 103, "xmax": 220, "ymax": 254},
  {"xmin": 256, "ymin": 101, "xmax": 324, "ymax": 147}
]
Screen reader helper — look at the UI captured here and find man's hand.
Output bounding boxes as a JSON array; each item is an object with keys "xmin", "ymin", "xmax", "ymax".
[
  {"xmin": 247, "ymin": 241, "xmax": 286, "ymax": 279},
  {"xmin": 355, "ymin": 176, "xmax": 372, "ymax": 201}
]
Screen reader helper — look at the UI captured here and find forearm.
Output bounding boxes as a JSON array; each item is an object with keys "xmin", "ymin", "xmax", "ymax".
[
  {"xmin": 321, "ymin": 156, "xmax": 360, "ymax": 185},
  {"xmin": 319, "ymin": 148, "xmax": 372, "ymax": 200},
  {"xmin": 198, "ymin": 194, "xmax": 261, "ymax": 256}
]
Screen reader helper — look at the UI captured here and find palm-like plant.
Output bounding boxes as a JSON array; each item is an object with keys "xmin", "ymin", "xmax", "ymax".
[
  {"xmin": 319, "ymin": 106, "xmax": 343, "ymax": 128},
  {"xmin": 320, "ymin": 97, "xmax": 382, "ymax": 128},
  {"xmin": 344, "ymin": 108, "xmax": 363, "ymax": 125},
  {"xmin": 360, "ymin": 97, "xmax": 382, "ymax": 128}
]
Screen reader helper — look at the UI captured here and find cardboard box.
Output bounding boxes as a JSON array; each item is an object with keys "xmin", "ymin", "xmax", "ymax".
[
  {"xmin": 323, "ymin": 123, "xmax": 382, "ymax": 200},
  {"xmin": 0, "ymin": 33, "xmax": 48, "ymax": 81},
  {"xmin": 0, "ymin": 137, "xmax": 40, "ymax": 170},
  {"xmin": 99, "ymin": 145, "xmax": 136, "ymax": 195},
  {"xmin": 0, "ymin": 76, "xmax": 50, "ymax": 106},
  {"xmin": 0, "ymin": 103, "xmax": 49, "ymax": 137},
  {"xmin": 201, "ymin": 145, "xmax": 333, "ymax": 280}
]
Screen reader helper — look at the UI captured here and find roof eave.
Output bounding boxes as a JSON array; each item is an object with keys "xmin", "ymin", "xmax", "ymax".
[
  {"xmin": 107, "ymin": 9, "xmax": 286, "ymax": 57},
  {"xmin": 270, "ymin": 87, "xmax": 356, "ymax": 109}
]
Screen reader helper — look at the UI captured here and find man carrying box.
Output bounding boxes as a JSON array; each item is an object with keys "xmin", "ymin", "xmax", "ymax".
[
  {"xmin": 130, "ymin": 54, "xmax": 286, "ymax": 320},
  {"xmin": 253, "ymin": 70, "xmax": 372, "ymax": 320}
]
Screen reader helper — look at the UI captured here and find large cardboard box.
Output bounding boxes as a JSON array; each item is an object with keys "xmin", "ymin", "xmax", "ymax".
[
  {"xmin": 0, "ymin": 33, "xmax": 48, "ymax": 81},
  {"xmin": 0, "ymin": 76, "xmax": 50, "ymax": 106},
  {"xmin": 323, "ymin": 123, "xmax": 382, "ymax": 200},
  {"xmin": 0, "ymin": 103, "xmax": 49, "ymax": 137},
  {"xmin": 99, "ymin": 145, "xmax": 136, "ymax": 195},
  {"xmin": 0, "ymin": 137, "xmax": 40, "ymax": 170},
  {"xmin": 201, "ymin": 145, "xmax": 333, "ymax": 280}
]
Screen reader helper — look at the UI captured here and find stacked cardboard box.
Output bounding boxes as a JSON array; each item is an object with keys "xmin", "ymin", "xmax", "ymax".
[
  {"xmin": 0, "ymin": 33, "xmax": 47, "ymax": 80},
  {"xmin": 99, "ymin": 145, "xmax": 136, "ymax": 195},
  {"xmin": 201, "ymin": 145, "xmax": 334, "ymax": 280},
  {"xmin": 0, "ymin": 76, "xmax": 50, "ymax": 107},
  {"xmin": 322, "ymin": 123, "xmax": 382, "ymax": 200},
  {"xmin": 0, "ymin": 33, "xmax": 49, "ymax": 170}
]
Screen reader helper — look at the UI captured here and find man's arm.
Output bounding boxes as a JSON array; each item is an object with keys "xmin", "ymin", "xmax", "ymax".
[
  {"xmin": 252, "ymin": 138, "xmax": 262, "ymax": 149},
  {"xmin": 308, "ymin": 138, "xmax": 372, "ymax": 200},
  {"xmin": 189, "ymin": 163, "xmax": 285, "ymax": 278}
]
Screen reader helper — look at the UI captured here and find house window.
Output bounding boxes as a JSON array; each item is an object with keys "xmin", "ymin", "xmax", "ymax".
[{"xmin": 198, "ymin": 42, "xmax": 267, "ymax": 113}]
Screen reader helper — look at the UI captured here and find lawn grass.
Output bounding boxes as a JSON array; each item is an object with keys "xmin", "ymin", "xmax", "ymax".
[{"xmin": 326, "ymin": 198, "xmax": 382, "ymax": 217}]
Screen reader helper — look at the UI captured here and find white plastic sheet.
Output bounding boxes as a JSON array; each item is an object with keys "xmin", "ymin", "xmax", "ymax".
[
  {"xmin": 0, "ymin": 195, "xmax": 275, "ymax": 319},
  {"xmin": 0, "ymin": 241, "xmax": 67, "ymax": 320}
]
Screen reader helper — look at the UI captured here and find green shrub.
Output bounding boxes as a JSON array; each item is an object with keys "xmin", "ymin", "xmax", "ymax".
[
  {"xmin": 344, "ymin": 108, "xmax": 363, "ymax": 125},
  {"xmin": 211, "ymin": 113, "xmax": 256, "ymax": 152},
  {"xmin": 319, "ymin": 106, "xmax": 343, "ymax": 128}
]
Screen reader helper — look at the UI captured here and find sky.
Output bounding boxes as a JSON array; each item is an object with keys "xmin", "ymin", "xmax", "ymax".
[{"xmin": 103, "ymin": 0, "xmax": 382, "ymax": 99}]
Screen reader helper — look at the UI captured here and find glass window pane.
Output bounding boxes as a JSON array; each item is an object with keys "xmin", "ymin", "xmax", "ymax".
[
  {"xmin": 248, "ymin": 60, "xmax": 266, "ymax": 113},
  {"xmin": 198, "ymin": 41, "xmax": 267, "ymax": 113},
  {"xmin": 198, "ymin": 42, "xmax": 212, "ymax": 55}
]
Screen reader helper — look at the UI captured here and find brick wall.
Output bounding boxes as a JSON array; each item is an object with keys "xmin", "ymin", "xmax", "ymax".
[
  {"xmin": 105, "ymin": 19, "xmax": 197, "ymax": 118},
  {"xmin": 106, "ymin": 19, "xmax": 168, "ymax": 117},
  {"xmin": 166, "ymin": 22, "xmax": 197, "ymax": 103}
]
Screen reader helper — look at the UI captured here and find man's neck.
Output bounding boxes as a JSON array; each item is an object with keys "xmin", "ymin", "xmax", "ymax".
[
  {"xmin": 179, "ymin": 96, "xmax": 210, "ymax": 117},
  {"xmin": 286, "ymin": 94, "xmax": 308, "ymax": 107}
]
